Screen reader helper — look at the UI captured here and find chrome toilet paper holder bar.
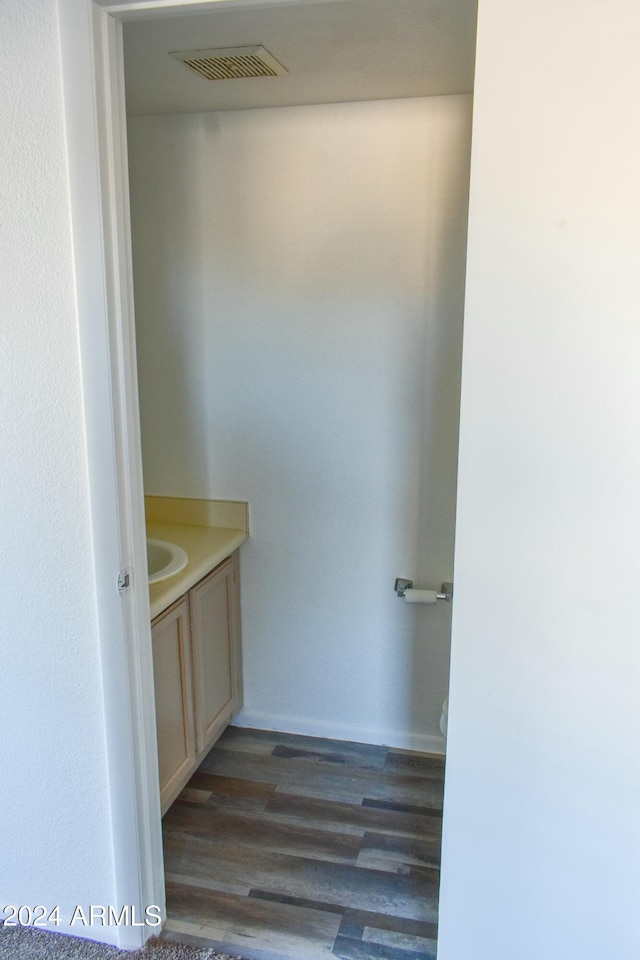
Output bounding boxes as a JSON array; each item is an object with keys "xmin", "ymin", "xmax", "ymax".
[{"xmin": 394, "ymin": 578, "xmax": 454, "ymax": 602}]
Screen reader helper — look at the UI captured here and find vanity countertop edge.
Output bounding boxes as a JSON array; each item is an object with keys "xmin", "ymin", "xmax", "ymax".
[{"xmin": 146, "ymin": 496, "xmax": 249, "ymax": 621}]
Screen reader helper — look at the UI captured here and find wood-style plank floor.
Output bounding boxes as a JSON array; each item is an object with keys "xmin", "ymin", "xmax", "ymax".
[{"xmin": 160, "ymin": 727, "xmax": 444, "ymax": 960}]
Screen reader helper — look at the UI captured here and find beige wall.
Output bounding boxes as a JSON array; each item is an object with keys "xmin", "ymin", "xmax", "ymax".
[
  {"xmin": 129, "ymin": 95, "xmax": 472, "ymax": 750},
  {"xmin": 439, "ymin": 1, "xmax": 640, "ymax": 956},
  {"xmin": 0, "ymin": 0, "xmax": 116, "ymax": 930}
]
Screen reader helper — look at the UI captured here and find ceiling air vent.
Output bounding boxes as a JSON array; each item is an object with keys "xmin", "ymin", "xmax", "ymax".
[{"xmin": 170, "ymin": 45, "xmax": 288, "ymax": 81}]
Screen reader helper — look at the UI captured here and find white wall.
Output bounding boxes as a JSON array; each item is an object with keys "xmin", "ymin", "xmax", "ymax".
[
  {"xmin": 129, "ymin": 96, "xmax": 472, "ymax": 750},
  {"xmin": 0, "ymin": 0, "xmax": 118, "ymax": 940},
  {"xmin": 438, "ymin": 1, "xmax": 640, "ymax": 957}
]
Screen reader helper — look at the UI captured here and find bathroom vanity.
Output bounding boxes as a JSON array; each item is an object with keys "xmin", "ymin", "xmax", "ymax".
[{"xmin": 146, "ymin": 497, "xmax": 248, "ymax": 813}]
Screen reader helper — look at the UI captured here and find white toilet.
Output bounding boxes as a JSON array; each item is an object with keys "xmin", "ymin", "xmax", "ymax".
[{"xmin": 440, "ymin": 696, "xmax": 449, "ymax": 737}]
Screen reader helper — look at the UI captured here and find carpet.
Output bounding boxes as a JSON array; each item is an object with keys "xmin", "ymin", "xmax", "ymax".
[{"xmin": 0, "ymin": 926, "xmax": 242, "ymax": 960}]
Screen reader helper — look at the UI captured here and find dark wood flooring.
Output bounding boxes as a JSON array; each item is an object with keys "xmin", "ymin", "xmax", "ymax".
[{"xmin": 160, "ymin": 727, "xmax": 444, "ymax": 960}]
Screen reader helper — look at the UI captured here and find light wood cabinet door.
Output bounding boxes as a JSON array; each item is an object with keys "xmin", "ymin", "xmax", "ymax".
[
  {"xmin": 189, "ymin": 553, "xmax": 242, "ymax": 755},
  {"xmin": 151, "ymin": 597, "xmax": 196, "ymax": 814}
]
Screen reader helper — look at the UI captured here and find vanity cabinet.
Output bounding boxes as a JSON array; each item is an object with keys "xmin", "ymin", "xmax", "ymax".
[{"xmin": 151, "ymin": 550, "xmax": 242, "ymax": 814}]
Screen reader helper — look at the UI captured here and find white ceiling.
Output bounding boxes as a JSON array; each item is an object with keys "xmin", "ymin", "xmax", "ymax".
[{"xmin": 123, "ymin": 0, "xmax": 477, "ymax": 116}]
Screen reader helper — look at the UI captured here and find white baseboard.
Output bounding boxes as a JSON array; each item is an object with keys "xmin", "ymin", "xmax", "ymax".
[{"xmin": 232, "ymin": 708, "xmax": 446, "ymax": 756}]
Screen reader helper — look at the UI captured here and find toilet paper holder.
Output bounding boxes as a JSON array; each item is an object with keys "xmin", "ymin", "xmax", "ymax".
[{"xmin": 394, "ymin": 578, "xmax": 454, "ymax": 603}]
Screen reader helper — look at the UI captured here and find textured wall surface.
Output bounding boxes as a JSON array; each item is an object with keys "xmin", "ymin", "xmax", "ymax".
[
  {"xmin": 0, "ymin": 0, "xmax": 115, "ymax": 930},
  {"xmin": 129, "ymin": 95, "xmax": 472, "ymax": 750},
  {"xmin": 439, "ymin": 1, "xmax": 640, "ymax": 957}
]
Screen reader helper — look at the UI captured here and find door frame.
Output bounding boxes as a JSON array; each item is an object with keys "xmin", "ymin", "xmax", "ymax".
[{"xmin": 60, "ymin": 0, "xmax": 353, "ymax": 947}]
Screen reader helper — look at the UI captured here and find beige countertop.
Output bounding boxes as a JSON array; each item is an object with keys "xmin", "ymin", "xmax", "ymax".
[{"xmin": 147, "ymin": 519, "xmax": 248, "ymax": 621}]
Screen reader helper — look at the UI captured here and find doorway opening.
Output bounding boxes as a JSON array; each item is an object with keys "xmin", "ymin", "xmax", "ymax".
[{"xmin": 118, "ymin": 0, "xmax": 476, "ymax": 955}]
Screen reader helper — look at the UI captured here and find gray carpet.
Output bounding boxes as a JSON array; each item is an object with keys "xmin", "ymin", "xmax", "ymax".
[{"xmin": 0, "ymin": 926, "xmax": 242, "ymax": 960}]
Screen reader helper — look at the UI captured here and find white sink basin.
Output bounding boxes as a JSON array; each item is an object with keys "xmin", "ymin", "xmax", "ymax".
[{"xmin": 147, "ymin": 538, "xmax": 188, "ymax": 584}]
